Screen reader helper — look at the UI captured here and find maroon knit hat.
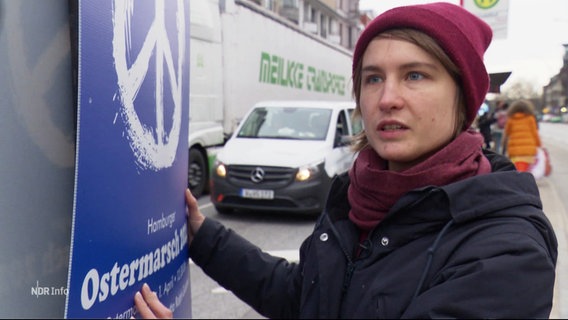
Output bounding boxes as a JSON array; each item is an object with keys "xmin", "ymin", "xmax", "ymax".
[{"xmin": 353, "ymin": 2, "xmax": 493, "ymax": 128}]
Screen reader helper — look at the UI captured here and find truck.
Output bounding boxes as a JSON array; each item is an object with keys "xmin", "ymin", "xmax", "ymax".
[{"xmin": 188, "ymin": 0, "xmax": 354, "ymax": 198}]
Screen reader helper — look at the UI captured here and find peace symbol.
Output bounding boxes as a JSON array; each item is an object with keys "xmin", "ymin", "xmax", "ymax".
[{"xmin": 113, "ymin": 0, "xmax": 185, "ymax": 171}]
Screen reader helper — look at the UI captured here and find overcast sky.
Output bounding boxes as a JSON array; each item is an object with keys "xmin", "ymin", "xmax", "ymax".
[{"xmin": 358, "ymin": 0, "xmax": 568, "ymax": 92}]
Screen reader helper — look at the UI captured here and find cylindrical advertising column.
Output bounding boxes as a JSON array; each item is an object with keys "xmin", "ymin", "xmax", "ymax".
[{"xmin": 0, "ymin": 0, "xmax": 75, "ymax": 317}]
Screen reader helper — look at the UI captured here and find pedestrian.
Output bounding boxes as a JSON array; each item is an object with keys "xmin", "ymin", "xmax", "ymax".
[
  {"xmin": 476, "ymin": 111, "xmax": 495, "ymax": 149},
  {"xmin": 503, "ymin": 99, "xmax": 542, "ymax": 172},
  {"xmin": 134, "ymin": 3, "xmax": 557, "ymax": 318},
  {"xmin": 491, "ymin": 100, "xmax": 509, "ymax": 154}
]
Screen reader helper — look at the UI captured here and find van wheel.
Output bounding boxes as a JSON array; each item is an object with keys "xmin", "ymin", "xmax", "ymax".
[{"xmin": 188, "ymin": 148, "xmax": 207, "ymax": 198}]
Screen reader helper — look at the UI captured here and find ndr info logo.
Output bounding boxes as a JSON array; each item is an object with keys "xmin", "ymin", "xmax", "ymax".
[{"xmin": 31, "ymin": 280, "xmax": 68, "ymax": 298}]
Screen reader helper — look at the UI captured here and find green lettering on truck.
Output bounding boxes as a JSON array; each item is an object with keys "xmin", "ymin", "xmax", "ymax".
[{"xmin": 258, "ymin": 51, "xmax": 345, "ymax": 96}]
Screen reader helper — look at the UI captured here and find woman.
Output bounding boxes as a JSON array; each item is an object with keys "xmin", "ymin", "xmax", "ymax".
[
  {"xmin": 135, "ymin": 3, "xmax": 557, "ymax": 318},
  {"xmin": 503, "ymin": 99, "xmax": 541, "ymax": 172}
]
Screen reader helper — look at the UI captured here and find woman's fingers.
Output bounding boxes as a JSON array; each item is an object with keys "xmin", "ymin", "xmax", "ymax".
[
  {"xmin": 185, "ymin": 189, "xmax": 205, "ymax": 241},
  {"xmin": 134, "ymin": 283, "xmax": 173, "ymax": 319},
  {"xmin": 185, "ymin": 189, "xmax": 198, "ymax": 217}
]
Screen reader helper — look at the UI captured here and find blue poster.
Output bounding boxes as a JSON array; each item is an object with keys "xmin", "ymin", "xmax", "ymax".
[{"xmin": 65, "ymin": 0, "xmax": 191, "ymax": 318}]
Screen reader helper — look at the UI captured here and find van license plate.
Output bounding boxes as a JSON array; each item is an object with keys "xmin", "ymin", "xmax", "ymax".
[{"xmin": 241, "ymin": 189, "xmax": 274, "ymax": 199}]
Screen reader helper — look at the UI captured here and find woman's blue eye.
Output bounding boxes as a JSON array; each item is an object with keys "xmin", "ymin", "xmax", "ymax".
[
  {"xmin": 366, "ymin": 75, "xmax": 382, "ymax": 84},
  {"xmin": 408, "ymin": 72, "xmax": 424, "ymax": 80}
]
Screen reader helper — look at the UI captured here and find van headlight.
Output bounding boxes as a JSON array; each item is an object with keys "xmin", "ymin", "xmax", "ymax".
[
  {"xmin": 295, "ymin": 163, "xmax": 321, "ymax": 182},
  {"xmin": 215, "ymin": 161, "xmax": 227, "ymax": 178}
]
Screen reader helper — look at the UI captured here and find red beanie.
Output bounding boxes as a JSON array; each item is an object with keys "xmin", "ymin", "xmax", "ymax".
[{"xmin": 353, "ymin": 2, "xmax": 493, "ymax": 129}]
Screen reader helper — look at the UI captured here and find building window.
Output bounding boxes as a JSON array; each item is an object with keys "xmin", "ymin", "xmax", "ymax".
[{"xmin": 282, "ymin": 0, "xmax": 298, "ymax": 8}]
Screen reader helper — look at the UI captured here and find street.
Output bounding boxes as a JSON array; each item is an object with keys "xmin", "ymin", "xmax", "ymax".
[
  {"xmin": 189, "ymin": 122, "xmax": 568, "ymax": 319},
  {"xmin": 188, "ymin": 205, "xmax": 315, "ymax": 319}
]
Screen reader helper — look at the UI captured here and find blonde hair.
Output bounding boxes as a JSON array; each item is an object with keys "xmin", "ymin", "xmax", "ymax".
[{"xmin": 350, "ymin": 28, "xmax": 466, "ymax": 152}]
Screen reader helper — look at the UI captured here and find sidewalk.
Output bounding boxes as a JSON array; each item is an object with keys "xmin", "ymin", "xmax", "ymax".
[{"xmin": 537, "ymin": 177, "xmax": 567, "ymax": 319}]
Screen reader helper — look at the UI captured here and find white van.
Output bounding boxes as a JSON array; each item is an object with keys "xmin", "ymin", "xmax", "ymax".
[{"xmin": 210, "ymin": 100, "xmax": 362, "ymax": 215}]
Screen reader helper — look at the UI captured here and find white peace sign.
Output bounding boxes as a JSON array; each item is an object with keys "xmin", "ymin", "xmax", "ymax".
[{"xmin": 112, "ymin": 0, "xmax": 185, "ymax": 171}]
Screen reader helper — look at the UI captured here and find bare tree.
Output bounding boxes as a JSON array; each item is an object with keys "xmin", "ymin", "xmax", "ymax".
[
  {"xmin": 501, "ymin": 80, "xmax": 541, "ymax": 101},
  {"xmin": 500, "ymin": 80, "xmax": 543, "ymax": 113}
]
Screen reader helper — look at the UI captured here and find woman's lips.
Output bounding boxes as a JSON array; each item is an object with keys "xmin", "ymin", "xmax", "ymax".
[{"xmin": 376, "ymin": 121, "xmax": 408, "ymax": 139}]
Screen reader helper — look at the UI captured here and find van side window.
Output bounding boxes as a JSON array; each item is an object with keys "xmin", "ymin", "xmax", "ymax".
[
  {"xmin": 348, "ymin": 109, "xmax": 363, "ymax": 135},
  {"xmin": 334, "ymin": 111, "xmax": 348, "ymax": 147}
]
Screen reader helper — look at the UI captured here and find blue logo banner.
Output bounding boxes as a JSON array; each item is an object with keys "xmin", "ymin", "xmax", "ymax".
[{"xmin": 65, "ymin": 0, "xmax": 191, "ymax": 318}]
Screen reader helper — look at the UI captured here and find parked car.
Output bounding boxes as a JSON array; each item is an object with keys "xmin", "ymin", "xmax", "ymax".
[{"xmin": 210, "ymin": 100, "xmax": 362, "ymax": 215}]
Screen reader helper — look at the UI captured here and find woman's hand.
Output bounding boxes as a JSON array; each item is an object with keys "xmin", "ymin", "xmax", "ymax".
[
  {"xmin": 132, "ymin": 189, "xmax": 204, "ymax": 319},
  {"xmin": 133, "ymin": 283, "xmax": 172, "ymax": 319},
  {"xmin": 186, "ymin": 188, "xmax": 205, "ymax": 244}
]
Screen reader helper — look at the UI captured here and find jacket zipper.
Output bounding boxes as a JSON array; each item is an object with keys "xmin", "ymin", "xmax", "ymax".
[
  {"xmin": 342, "ymin": 261, "xmax": 356, "ymax": 296},
  {"xmin": 324, "ymin": 214, "xmax": 356, "ymax": 298}
]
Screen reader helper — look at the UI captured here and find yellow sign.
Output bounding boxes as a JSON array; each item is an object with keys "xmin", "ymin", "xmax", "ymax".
[
  {"xmin": 473, "ymin": 0, "xmax": 499, "ymax": 9},
  {"xmin": 464, "ymin": 0, "xmax": 508, "ymax": 39}
]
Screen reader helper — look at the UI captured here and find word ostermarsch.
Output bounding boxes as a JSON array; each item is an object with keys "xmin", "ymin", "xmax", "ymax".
[{"xmin": 80, "ymin": 223, "xmax": 188, "ymax": 310}]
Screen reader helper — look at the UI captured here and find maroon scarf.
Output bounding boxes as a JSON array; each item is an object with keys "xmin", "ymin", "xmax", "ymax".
[{"xmin": 348, "ymin": 130, "xmax": 492, "ymax": 232}]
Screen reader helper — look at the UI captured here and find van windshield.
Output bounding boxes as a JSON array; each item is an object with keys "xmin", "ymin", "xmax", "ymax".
[{"xmin": 237, "ymin": 107, "xmax": 332, "ymax": 140}]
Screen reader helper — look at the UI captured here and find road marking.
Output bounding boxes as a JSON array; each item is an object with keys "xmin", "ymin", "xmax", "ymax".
[
  {"xmin": 198, "ymin": 202, "xmax": 213, "ymax": 210},
  {"xmin": 211, "ymin": 287, "xmax": 229, "ymax": 294},
  {"xmin": 266, "ymin": 249, "xmax": 300, "ymax": 262}
]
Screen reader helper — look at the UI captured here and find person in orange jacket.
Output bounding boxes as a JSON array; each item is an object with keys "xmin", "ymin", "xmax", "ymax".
[{"xmin": 503, "ymin": 99, "xmax": 541, "ymax": 172}]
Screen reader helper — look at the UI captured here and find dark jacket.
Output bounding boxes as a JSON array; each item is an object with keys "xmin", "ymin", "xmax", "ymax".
[
  {"xmin": 477, "ymin": 112, "xmax": 495, "ymax": 144},
  {"xmin": 190, "ymin": 151, "xmax": 557, "ymax": 318}
]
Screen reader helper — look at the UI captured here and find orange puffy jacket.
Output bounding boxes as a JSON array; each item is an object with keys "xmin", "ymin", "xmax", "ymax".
[{"xmin": 504, "ymin": 113, "xmax": 541, "ymax": 157}]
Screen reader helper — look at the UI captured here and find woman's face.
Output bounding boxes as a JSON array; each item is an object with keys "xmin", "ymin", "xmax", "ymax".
[{"xmin": 359, "ymin": 37, "xmax": 459, "ymax": 172}]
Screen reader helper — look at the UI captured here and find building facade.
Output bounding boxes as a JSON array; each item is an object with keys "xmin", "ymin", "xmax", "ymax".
[
  {"xmin": 247, "ymin": 0, "xmax": 362, "ymax": 50},
  {"xmin": 542, "ymin": 44, "xmax": 568, "ymax": 118}
]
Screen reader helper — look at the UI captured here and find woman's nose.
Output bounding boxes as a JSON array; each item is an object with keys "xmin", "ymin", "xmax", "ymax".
[{"xmin": 378, "ymin": 80, "xmax": 403, "ymax": 112}]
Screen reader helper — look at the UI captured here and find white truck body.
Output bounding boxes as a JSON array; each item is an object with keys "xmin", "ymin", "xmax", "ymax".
[{"xmin": 188, "ymin": 0, "xmax": 354, "ymax": 197}]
